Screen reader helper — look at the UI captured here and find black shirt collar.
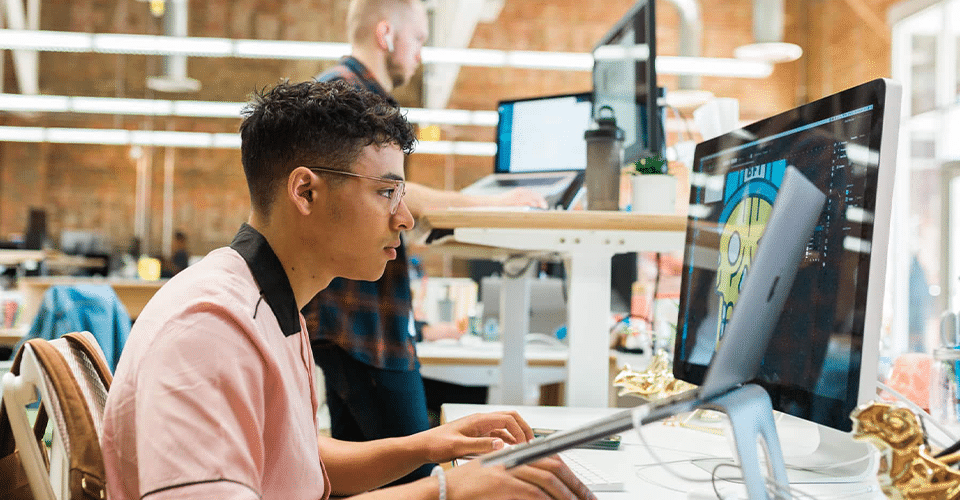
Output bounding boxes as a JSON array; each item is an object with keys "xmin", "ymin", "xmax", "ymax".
[{"xmin": 230, "ymin": 223, "xmax": 300, "ymax": 337}]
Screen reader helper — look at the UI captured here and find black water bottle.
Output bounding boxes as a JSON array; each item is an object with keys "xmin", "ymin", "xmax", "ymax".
[{"xmin": 584, "ymin": 105, "xmax": 625, "ymax": 211}]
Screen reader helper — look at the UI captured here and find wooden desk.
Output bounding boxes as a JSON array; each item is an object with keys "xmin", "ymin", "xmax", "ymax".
[
  {"xmin": 420, "ymin": 209, "xmax": 685, "ymax": 407},
  {"xmin": 0, "ymin": 327, "xmax": 25, "ymax": 347},
  {"xmin": 0, "ymin": 249, "xmax": 106, "ymax": 269},
  {"xmin": 18, "ymin": 277, "xmax": 167, "ymax": 327}
]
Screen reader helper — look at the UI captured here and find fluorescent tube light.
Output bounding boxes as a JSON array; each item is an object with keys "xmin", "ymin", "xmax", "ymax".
[
  {"xmin": 0, "ymin": 30, "xmax": 91, "ymax": 51},
  {"xmin": 172, "ymin": 101, "xmax": 244, "ymax": 118},
  {"xmin": 657, "ymin": 56, "xmax": 772, "ymax": 78},
  {"xmin": 93, "ymin": 33, "xmax": 233, "ymax": 56},
  {"xmin": 234, "ymin": 40, "xmax": 349, "ymax": 59},
  {"xmin": 593, "ymin": 44, "xmax": 650, "ymax": 62},
  {"xmin": 0, "ymin": 29, "xmax": 775, "ymax": 77},
  {"xmin": 506, "ymin": 51, "xmax": 593, "ymax": 70},
  {"xmin": 0, "ymin": 93, "xmax": 499, "ymax": 125},
  {"xmin": 0, "ymin": 94, "xmax": 69, "ymax": 112},
  {"xmin": 0, "ymin": 126, "xmax": 45, "ymax": 142},
  {"xmin": 0, "ymin": 126, "xmax": 498, "ymax": 155},
  {"xmin": 212, "ymin": 133, "xmax": 242, "ymax": 148},
  {"xmin": 403, "ymin": 108, "xmax": 498, "ymax": 126},
  {"xmin": 131, "ymin": 130, "xmax": 213, "ymax": 147},
  {"xmin": 411, "ymin": 141, "xmax": 455, "ymax": 155},
  {"xmin": 421, "ymin": 47, "xmax": 507, "ymax": 66},
  {"xmin": 47, "ymin": 127, "xmax": 129, "ymax": 145},
  {"xmin": 72, "ymin": 96, "xmax": 173, "ymax": 115},
  {"xmin": 452, "ymin": 141, "xmax": 497, "ymax": 156}
]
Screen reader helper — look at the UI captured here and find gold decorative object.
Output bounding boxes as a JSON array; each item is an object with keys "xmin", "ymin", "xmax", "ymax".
[
  {"xmin": 851, "ymin": 401, "xmax": 960, "ymax": 499},
  {"xmin": 613, "ymin": 349, "xmax": 696, "ymax": 401}
]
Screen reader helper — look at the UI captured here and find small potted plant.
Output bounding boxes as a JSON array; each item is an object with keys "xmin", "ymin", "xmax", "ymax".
[{"xmin": 627, "ymin": 156, "xmax": 676, "ymax": 214}]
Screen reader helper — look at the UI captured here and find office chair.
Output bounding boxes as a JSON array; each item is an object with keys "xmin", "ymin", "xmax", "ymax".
[{"xmin": 0, "ymin": 332, "xmax": 111, "ymax": 500}]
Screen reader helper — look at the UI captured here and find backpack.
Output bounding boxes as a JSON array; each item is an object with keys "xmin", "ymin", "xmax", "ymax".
[{"xmin": 0, "ymin": 332, "xmax": 112, "ymax": 500}]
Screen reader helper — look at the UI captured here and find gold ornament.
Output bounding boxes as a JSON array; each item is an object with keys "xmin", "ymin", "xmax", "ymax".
[
  {"xmin": 613, "ymin": 349, "xmax": 696, "ymax": 401},
  {"xmin": 851, "ymin": 401, "xmax": 960, "ymax": 499}
]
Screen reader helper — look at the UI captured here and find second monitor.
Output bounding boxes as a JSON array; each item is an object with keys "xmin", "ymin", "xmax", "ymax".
[{"xmin": 672, "ymin": 78, "xmax": 901, "ymax": 481}]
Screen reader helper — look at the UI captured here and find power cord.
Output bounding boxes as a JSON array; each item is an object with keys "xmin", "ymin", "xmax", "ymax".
[
  {"xmin": 502, "ymin": 256, "xmax": 536, "ymax": 279},
  {"xmin": 665, "ymin": 103, "xmax": 695, "ymax": 142}
]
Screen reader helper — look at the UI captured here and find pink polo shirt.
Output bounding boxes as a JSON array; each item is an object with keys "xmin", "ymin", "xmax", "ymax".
[{"xmin": 102, "ymin": 225, "xmax": 330, "ymax": 500}]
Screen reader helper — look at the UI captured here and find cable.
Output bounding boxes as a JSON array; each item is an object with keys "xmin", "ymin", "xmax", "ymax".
[
  {"xmin": 502, "ymin": 256, "xmax": 536, "ymax": 279},
  {"xmin": 633, "ymin": 423, "xmax": 716, "ymax": 484},
  {"xmin": 665, "ymin": 103, "xmax": 695, "ymax": 141},
  {"xmin": 877, "ymin": 380, "xmax": 958, "ymax": 449}
]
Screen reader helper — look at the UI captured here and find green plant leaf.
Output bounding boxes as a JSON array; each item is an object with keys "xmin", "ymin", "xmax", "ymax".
[{"xmin": 633, "ymin": 156, "xmax": 668, "ymax": 175}]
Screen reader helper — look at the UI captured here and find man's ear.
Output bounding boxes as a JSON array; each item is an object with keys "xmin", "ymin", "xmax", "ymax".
[
  {"xmin": 376, "ymin": 20, "xmax": 394, "ymax": 53},
  {"xmin": 288, "ymin": 166, "xmax": 317, "ymax": 216}
]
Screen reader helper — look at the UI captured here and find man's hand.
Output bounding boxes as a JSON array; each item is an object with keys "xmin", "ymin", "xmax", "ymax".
[
  {"xmin": 445, "ymin": 457, "xmax": 597, "ymax": 500},
  {"xmin": 492, "ymin": 188, "xmax": 549, "ymax": 209},
  {"xmin": 422, "ymin": 322, "xmax": 464, "ymax": 341},
  {"xmin": 414, "ymin": 411, "xmax": 535, "ymax": 464}
]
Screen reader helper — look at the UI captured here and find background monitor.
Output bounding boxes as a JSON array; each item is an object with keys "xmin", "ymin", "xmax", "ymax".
[
  {"xmin": 59, "ymin": 230, "xmax": 105, "ymax": 256},
  {"xmin": 592, "ymin": 0, "xmax": 662, "ymax": 164},
  {"xmin": 23, "ymin": 208, "xmax": 47, "ymax": 250},
  {"xmin": 673, "ymin": 79, "xmax": 901, "ymax": 435},
  {"xmin": 495, "ymin": 92, "xmax": 593, "ymax": 174}
]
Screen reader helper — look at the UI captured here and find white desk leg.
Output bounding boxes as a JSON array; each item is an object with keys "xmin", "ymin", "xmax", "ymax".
[
  {"xmin": 499, "ymin": 268, "xmax": 532, "ymax": 405},
  {"xmin": 565, "ymin": 250, "xmax": 613, "ymax": 407}
]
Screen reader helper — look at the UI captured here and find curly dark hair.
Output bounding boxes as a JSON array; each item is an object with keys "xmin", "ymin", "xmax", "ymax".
[{"xmin": 239, "ymin": 79, "xmax": 416, "ymax": 217}]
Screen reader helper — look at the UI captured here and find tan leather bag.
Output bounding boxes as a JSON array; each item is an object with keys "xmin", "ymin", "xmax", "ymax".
[{"xmin": 0, "ymin": 333, "xmax": 111, "ymax": 500}]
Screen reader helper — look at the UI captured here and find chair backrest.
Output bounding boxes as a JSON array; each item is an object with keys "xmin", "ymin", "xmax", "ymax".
[{"xmin": 0, "ymin": 332, "xmax": 111, "ymax": 500}]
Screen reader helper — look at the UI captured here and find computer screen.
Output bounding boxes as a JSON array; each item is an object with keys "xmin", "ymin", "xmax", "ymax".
[
  {"xmin": 495, "ymin": 93, "xmax": 593, "ymax": 174},
  {"xmin": 591, "ymin": 0, "xmax": 662, "ymax": 164},
  {"xmin": 672, "ymin": 79, "xmax": 901, "ymax": 432}
]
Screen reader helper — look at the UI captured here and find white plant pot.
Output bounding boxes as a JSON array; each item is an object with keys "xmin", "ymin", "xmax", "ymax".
[{"xmin": 630, "ymin": 174, "xmax": 677, "ymax": 214}]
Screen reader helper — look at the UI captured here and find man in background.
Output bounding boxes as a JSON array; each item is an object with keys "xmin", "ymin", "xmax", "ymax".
[
  {"xmin": 303, "ymin": 0, "xmax": 546, "ymax": 484},
  {"xmin": 171, "ymin": 230, "xmax": 189, "ymax": 275}
]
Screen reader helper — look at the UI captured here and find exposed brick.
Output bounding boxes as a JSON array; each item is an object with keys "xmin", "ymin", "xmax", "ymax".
[{"xmin": 0, "ymin": 0, "xmax": 896, "ymax": 264}]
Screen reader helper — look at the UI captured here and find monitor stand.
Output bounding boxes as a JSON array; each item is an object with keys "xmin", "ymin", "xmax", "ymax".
[{"xmin": 692, "ymin": 410, "xmax": 877, "ymax": 484}]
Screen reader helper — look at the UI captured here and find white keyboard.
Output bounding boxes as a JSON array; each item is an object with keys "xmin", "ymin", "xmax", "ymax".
[{"xmin": 560, "ymin": 450, "xmax": 626, "ymax": 492}]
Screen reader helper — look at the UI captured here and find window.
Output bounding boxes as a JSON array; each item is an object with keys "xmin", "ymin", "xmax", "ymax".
[{"xmin": 890, "ymin": 0, "xmax": 960, "ymax": 354}]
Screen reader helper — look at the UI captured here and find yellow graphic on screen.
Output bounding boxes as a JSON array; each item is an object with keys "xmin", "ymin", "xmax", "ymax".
[{"xmin": 715, "ymin": 196, "xmax": 773, "ymax": 345}]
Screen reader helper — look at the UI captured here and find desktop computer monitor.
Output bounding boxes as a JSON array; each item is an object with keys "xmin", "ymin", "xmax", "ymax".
[
  {"xmin": 592, "ymin": 0, "xmax": 662, "ymax": 163},
  {"xmin": 672, "ymin": 79, "xmax": 901, "ymax": 479}
]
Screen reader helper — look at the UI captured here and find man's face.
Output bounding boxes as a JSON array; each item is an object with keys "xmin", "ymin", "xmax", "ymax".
[
  {"xmin": 314, "ymin": 144, "xmax": 414, "ymax": 281},
  {"xmin": 386, "ymin": 3, "xmax": 428, "ymax": 88}
]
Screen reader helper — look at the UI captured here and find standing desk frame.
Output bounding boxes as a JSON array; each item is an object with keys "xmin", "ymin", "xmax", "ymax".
[{"xmin": 420, "ymin": 209, "xmax": 685, "ymax": 407}]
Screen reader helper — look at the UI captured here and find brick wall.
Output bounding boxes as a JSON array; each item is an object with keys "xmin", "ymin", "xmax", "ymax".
[{"xmin": 0, "ymin": 0, "xmax": 900, "ymax": 267}]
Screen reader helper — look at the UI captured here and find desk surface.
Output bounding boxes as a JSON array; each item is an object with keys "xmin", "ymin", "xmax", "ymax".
[
  {"xmin": 417, "ymin": 339, "xmax": 570, "ymax": 367},
  {"xmin": 441, "ymin": 404, "xmax": 884, "ymax": 500},
  {"xmin": 17, "ymin": 277, "xmax": 167, "ymax": 329},
  {"xmin": 421, "ymin": 209, "xmax": 688, "ymax": 231},
  {"xmin": 0, "ymin": 249, "xmax": 106, "ymax": 268}
]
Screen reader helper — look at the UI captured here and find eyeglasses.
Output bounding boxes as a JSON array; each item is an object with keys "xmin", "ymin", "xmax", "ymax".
[{"xmin": 305, "ymin": 166, "xmax": 406, "ymax": 214}]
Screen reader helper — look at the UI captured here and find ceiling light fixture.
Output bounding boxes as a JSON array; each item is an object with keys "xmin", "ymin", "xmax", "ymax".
[
  {"xmin": 0, "ymin": 28, "xmax": 774, "ymax": 78},
  {"xmin": 734, "ymin": 0, "xmax": 803, "ymax": 63},
  {"xmin": 0, "ymin": 125, "xmax": 497, "ymax": 155},
  {"xmin": 0, "ymin": 93, "xmax": 499, "ymax": 125}
]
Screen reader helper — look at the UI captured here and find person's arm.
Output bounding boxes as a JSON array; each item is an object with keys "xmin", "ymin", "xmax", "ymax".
[
  {"xmin": 404, "ymin": 182, "xmax": 547, "ymax": 218},
  {"xmin": 319, "ymin": 410, "xmax": 534, "ymax": 495},
  {"xmin": 344, "ymin": 458, "xmax": 596, "ymax": 500}
]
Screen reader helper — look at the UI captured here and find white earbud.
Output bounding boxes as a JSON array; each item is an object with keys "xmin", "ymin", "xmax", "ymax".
[{"xmin": 385, "ymin": 35, "xmax": 394, "ymax": 53}]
